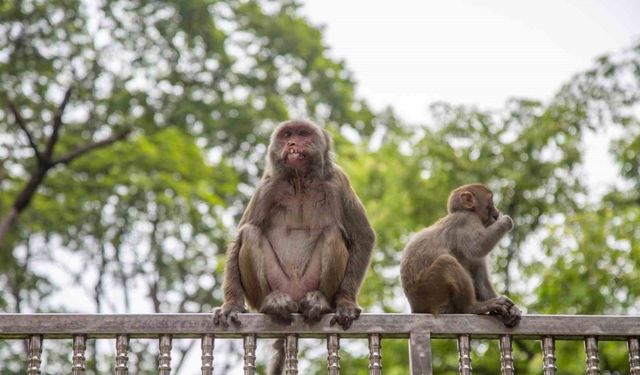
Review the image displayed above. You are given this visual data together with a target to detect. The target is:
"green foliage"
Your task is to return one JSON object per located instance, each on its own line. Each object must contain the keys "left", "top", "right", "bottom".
{"left": 0, "top": 0, "right": 376, "bottom": 372}
{"left": 338, "top": 42, "right": 640, "bottom": 374}
{"left": 1, "top": 0, "right": 640, "bottom": 373}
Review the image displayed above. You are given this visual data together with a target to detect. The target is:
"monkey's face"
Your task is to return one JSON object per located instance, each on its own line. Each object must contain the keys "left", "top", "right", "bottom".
{"left": 448, "top": 184, "right": 502, "bottom": 226}
{"left": 478, "top": 193, "right": 500, "bottom": 227}
{"left": 274, "top": 123, "right": 322, "bottom": 170}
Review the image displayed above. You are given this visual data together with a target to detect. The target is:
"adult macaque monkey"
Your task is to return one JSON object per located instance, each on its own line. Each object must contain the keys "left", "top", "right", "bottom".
{"left": 214, "top": 120, "right": 375, "bottom": 374}
{"left": 400, "top": 183, "right": 521, "bottom": 327}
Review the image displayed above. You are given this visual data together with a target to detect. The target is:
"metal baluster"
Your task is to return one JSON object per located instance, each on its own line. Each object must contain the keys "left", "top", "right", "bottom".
{"left": 285, "top": 334, "right": 299, "bottom": 375}
{"left": 243, "top": 334, "right": 256, "bottom": 375}
{"left": 541, "top": 337, "right": 557, "bottom": 375}
{"left": 409, "top": 330, "right": 432, "bottom": 375}
{"left": 585, "top": 337, "right": 600, "bottom": 375}
{"left": 368, "top": 333, "right": 382, "bottom": 375}
{"left": 629, "top": 337, "right": 640, "bottom": 375}
{"left": 201, "top": 334, "right": 215, "bottom": 375}
{"left": 72, "top": 335, "right": 86, "bottom": 375}
{"left": 457, "top": 335, "right": 472, "bottom": 375}
{"left": 159, "top": 335, "right": 172, "bottom": 375}
{"left": 327, "top": 334, "right": 341, "bottom": 375}
{"left": 27, "top": 335, "right": 43, "bottom": 375}
{"left": 499, "top": 335, "right": 514, "bottom": 375}
{"left": 115, "top": 335, "right": 129, "bottom": 375}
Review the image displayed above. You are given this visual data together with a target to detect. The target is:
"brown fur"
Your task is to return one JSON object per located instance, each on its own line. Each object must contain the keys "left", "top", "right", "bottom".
{"left": 400, "top": 183, "right": 521, "bottom": 327}
{"left": 213, "top": 120, "right": 375, "bottom": 374}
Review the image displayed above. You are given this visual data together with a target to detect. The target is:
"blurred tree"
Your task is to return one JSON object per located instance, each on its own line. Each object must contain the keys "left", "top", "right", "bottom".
{"left": 0, "top": 0, "right": 375, "bottom": 372}
{"left": 328, "top": 42, "right": 640, "bottom": 374}
{"left": 523, "top": 42, "right": 640, "bottom": 375}
{"left": 1, "top": 0, "right": 639, "bottom": 373}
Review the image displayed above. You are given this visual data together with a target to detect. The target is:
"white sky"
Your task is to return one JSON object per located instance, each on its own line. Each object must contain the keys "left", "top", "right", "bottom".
{"left": 302, "top": 0, "right": 640, "bottom": 122}
{"left": 301, "top": 0, "right": 640, "bottom": 198}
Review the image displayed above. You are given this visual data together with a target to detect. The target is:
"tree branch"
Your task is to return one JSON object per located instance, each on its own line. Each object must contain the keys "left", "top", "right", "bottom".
{"left": 514, "top": 339, "right": 535, "bottom": 360}
{"left": 52, "top": 129, "right": 131, "bottom": 166}
{"left": 6, "top": 99, "right": 43, "bottom": 161}
{"left": 0, "top": 126, "right": 131, "bottom": 247}
{"left": 44, "top": 86, "right": 73, "bottom": 160}
{"left": 173, "top": 341, "right": 197, "bottom": 375}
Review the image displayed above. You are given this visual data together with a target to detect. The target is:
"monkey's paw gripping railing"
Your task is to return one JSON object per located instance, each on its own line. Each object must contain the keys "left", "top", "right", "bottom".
{"left": 0, "top": 313, "right": 639, "bottom": 375}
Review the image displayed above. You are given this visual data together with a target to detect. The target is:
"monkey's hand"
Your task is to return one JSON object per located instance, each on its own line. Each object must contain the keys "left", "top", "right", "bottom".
{"left": 482, "top": 295, "right": 514, "bottom": 317}
{"left": 212, "top": 303, "right": 246, "bottom": 327}
{"left": 497, "top": 215, "right": 514, "bottom": 232}
{"left": 500, "top": 304, "right": 522, "bottom": 328}
{"left": 299, "top": 291, "right": 332, "bottom": 323}
{"left": 330, "top": 300, "right": 362, "bottom": 330}
{"left": 486, "top": 296, "right": 521, "bottom": 328}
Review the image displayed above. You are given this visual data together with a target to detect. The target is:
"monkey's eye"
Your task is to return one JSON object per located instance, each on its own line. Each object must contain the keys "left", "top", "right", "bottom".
{"left": 299, "top": 129, "right": 310, "bottom": 137}
{"left": 281, "top": 130, "right": 292, "bottom": 138}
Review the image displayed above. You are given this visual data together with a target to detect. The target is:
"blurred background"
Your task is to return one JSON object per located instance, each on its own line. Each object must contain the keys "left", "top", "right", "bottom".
{"left": 1, "top": 0, "right": 639, "bottom": 373}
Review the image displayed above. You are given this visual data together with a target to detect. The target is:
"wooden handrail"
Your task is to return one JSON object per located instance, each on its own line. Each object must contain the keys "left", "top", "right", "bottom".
{"left": 2, "top": 313, "right": 640, "bottom": 375}
{"left": 0, "top": 313, "right": 638, "bottom": 339}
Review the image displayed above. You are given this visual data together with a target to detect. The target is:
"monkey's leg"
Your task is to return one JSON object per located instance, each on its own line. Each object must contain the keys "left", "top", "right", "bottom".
{"left": 298, "top": 226, "right": 349, "bottom": 322}
{"left": 237, "top": 226, "right": 294, "bottom": 375}
{"left": 409, "top": 254, "right": 515, "bottom": 319}
{"left": 319, "top": 226, "right": 350, "bottom": 298}
{"left": 239, "top": 225, "right": 299, "bottom": 323}
{"left": 325, "top": 227, "right": 362, "bottom": 329}
{"left": 406, "top": 254, "right": 476, "bottom": 314}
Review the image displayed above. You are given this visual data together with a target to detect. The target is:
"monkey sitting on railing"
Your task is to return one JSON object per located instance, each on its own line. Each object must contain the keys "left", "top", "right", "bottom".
{"left": 213, "top": 120, "right": 375, "bottom": 374}
{"left": 400, "top": 183, "right": 521, "bottom": 327}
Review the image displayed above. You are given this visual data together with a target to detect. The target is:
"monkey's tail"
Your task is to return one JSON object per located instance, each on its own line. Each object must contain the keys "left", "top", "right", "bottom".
{"left": 267, "top": 338, "right": 285, "bottom": 375}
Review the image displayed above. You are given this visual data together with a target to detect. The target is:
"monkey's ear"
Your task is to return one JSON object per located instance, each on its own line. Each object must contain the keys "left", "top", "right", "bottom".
{"left": 459, "top": 191, "right": 475, "bottom": 209}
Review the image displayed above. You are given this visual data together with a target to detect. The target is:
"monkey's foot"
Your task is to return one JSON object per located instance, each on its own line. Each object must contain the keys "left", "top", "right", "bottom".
{"left": 299, "top": 291, "right": 331, "bottom": 323}
{"left": 498, "top": 304, "right": 522, "bottom": 328}
{"left": 260, "top": 291, "right": 299, "bottom": 324}
{"left": 471, "top": 295, "right": 514, "bottom": 317}
{"left": 212, "top": 303, "right": 246, "bottom": 327}
{"left": 476, "top": 295, "right": 521, "bottom": 327}
{"left": 330, "top": 300, "right": 362, "bottom": 330}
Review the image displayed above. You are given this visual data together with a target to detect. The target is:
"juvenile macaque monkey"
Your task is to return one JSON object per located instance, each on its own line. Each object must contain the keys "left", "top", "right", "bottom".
{"left": 213, "top": 120, "right": 375, "bottom": 374}
{"left": 400, "top": 183, "right": 521, "bottom": 327}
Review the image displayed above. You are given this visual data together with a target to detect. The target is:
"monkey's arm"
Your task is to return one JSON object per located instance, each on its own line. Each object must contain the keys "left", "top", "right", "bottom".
{"left": 470, "top": 259, "right": 498, "bottom": 301}
{"left": 331, "top": 172, "right": 375, "bottom": 328}
{"left": 213, "top": 237, "right": 247, "bottom": 326}
{"left": 214, "top": 182, "right": 273, "bottom": 325}
{"left": 466, "top": 215, "right": 513, "bottom": 258}
{"left": 222, "top": 182, "right": 272, "bottom": 305}
{"left": 222, "top": 237, "right": 247, "bottom": 306}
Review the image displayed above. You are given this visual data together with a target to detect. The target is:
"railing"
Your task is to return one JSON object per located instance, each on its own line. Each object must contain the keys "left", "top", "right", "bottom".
{"left": 1, "top": 313, "right": 639, "bottom": 374}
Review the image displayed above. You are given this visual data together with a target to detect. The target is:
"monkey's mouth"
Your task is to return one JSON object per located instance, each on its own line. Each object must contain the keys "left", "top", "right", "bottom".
{"left": 284, "top": 147, "right": 306, "bottom": 166}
